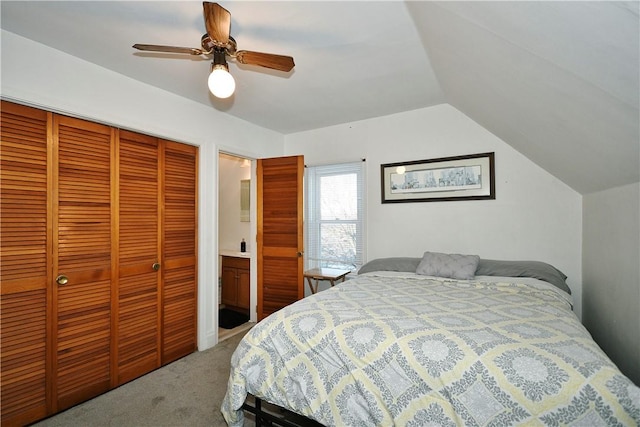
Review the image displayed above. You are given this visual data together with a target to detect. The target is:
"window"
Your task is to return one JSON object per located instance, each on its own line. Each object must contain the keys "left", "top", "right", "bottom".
{"left": 305, "top": 161, "right": 365, "bottom": 272}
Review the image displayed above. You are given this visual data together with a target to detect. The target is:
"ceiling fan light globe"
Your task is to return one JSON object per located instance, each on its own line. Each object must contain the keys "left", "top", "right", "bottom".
{"left": 208, "top": 67, "right": 235, "bottom": 98}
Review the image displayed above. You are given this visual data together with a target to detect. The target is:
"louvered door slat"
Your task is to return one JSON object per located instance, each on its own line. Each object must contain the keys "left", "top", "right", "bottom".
{"left": 116, "top": 130, "right": 161, "bottom": 385}
{"left": 54, "top": 115, "right": 112, "bottom": 412}
{"left": 162, "top": 141, "right": 198, "bottom": 364}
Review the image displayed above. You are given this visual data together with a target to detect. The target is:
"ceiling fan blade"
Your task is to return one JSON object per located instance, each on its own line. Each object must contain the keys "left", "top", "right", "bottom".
{"left": 133, "top": 44, "right": 204, "bottom": 55}
{"left": 235, "top": 50, "right": 295, "bottom": 72}
{"left": 203, "top": 2, "right": 230, "bottom": 46}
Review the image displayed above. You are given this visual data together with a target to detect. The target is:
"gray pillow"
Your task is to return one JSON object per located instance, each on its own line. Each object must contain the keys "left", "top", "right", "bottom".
{"left": 416, "top": 251, "right": 480, "bottom": 280}
{"left": 358, "top": 257, "right": 421, "bottom": 274}
{"left": 476, "top": 259, "right": 570, "bottom": 294}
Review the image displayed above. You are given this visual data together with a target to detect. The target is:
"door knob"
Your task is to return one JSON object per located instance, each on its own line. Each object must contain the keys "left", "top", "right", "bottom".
{"left": 152, "top": 263, "right": 160, "bottom": 271}
{"left": 56, "top": 275, "right": 69, "bottom": 285}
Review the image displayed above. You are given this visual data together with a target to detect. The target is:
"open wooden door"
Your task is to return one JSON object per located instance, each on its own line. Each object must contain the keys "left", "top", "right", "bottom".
{"left": 256, "top": 156, "right": 304, "bottom": 320}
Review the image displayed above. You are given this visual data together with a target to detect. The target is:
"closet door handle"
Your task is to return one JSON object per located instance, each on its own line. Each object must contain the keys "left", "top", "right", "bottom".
{"left": 56, "top": 275, "right": 69, "bottom": 285}
{"left": 152, "top": 263, "right": 161, "bottom": 271}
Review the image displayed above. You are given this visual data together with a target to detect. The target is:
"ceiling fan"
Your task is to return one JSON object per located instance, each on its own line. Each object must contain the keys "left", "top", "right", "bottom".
{"left": 133, "top": 1, "right": 295, "bottom": 98}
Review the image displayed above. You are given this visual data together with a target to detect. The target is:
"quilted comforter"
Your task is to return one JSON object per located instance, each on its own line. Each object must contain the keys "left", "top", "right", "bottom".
{"left": 221, "top": 272, "right": 640, "bottom": 426}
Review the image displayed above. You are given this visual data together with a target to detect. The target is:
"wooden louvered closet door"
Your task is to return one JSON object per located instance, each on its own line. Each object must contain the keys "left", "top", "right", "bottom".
{"left": 161, "top": 140, "right": 198, "bottom": 364}
{"left": 52, "top": 115, "right": 114, "bottom": 411}
{"left": 116, "top": 130, "right": 161, "bottom": 385}
{"left": 0, "top": 102, "right": 198, "bottom": 426}
{"left": 0, "top": 101, "right": 51, "bottom": 427}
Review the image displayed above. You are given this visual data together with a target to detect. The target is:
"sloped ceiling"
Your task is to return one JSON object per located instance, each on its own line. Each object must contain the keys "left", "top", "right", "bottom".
{"left": 408, "top": 1, "right": 639, "bottom": 195}
{"left": 1, "top": 1, "right": 638, "bottom": 194}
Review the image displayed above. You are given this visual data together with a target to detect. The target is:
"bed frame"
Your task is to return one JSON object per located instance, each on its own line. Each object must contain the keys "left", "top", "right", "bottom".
{"left": 242, "top": 395, "right": 323, "bottom": 427}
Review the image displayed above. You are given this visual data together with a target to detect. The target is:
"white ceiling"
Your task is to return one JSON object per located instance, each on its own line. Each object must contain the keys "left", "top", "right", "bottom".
{"left": 1, "top": 1, "right": 638, "bottom": 194}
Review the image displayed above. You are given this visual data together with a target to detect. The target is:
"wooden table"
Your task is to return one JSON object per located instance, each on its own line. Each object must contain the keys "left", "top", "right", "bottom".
{"left": 304, "top": 268, "right": 350, "bottom": 294}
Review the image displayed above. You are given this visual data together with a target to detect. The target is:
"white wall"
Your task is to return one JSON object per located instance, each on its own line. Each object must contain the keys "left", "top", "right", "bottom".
{"left": 218, "top": 154, "right": 252, "bottom": 254}
{"left": 583, "top": 182, "right": 640, "bottom": 385}
{"left": 1, "top": 31, "right": 285, "bottom": 350}
{"left": 284, "top": 104, "right": 584, "bottom": 317}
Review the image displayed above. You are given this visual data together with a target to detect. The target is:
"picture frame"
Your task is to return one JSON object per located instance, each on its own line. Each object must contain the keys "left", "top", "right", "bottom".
{"left": 381, "top": 152, "right": 495, "bottom": 203}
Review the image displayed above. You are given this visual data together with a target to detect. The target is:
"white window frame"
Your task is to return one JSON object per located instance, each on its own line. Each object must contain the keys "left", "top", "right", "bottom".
{"left": 304, "top": 160, "right": 366, "bottom": 272}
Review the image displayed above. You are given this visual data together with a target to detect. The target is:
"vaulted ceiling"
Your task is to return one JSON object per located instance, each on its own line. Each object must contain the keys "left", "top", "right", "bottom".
{"left": 2, "top": 1, "right": 638, "bottom": 194}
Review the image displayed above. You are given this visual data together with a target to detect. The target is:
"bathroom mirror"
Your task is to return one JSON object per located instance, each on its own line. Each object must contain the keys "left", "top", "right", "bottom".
{"left": 240, "top": 179, "right": 250, "bottom": 222}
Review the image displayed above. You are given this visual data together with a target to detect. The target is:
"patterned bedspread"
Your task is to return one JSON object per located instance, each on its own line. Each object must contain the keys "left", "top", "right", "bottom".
{"left": 221, "top": 272, "right": 640, "bottom": 426}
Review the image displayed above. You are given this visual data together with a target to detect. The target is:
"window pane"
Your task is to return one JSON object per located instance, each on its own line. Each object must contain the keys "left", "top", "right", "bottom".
{"left": 320, "top": 174, "right": 357, "bottom": 220}
{"left": 320, "top": 223, "right": 356, "bottom": 267}
{"left": 305, "top": 161, "right": 365, "bottom": 271}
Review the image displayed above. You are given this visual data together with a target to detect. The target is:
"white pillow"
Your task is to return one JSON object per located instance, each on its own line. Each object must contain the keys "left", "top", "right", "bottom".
{"left": 416, "top": 251, "right": 480, "bottom": 280}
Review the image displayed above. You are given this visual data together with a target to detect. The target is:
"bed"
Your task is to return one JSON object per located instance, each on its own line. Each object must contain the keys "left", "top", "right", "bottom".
{"left": 221, "top": 253, "right": 640, "bottom": 426}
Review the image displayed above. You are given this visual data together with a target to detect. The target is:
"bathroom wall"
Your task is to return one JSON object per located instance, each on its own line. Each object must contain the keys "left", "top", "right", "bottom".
{"left": 219, "top": 153, "right": 252, "bottom": 254}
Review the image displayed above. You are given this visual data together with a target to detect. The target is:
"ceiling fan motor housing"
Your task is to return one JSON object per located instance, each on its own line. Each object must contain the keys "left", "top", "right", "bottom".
{"left": 213, "top": 48, "right": 228, "bottom": 68}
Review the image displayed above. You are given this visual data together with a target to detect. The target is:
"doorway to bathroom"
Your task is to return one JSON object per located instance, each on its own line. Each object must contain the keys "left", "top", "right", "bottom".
{"left": 218, "top": 152, "right": 253, "bottom": 341}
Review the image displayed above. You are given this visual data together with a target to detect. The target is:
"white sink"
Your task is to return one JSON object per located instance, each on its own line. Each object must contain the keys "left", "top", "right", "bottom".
{"left": 220, "top": 250, "right": 250, "bottom": 258}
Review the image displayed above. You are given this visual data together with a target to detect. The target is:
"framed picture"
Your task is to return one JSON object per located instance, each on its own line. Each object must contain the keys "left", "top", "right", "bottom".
{"left": 381, "top": 152, "right": 495, "bottom": 203}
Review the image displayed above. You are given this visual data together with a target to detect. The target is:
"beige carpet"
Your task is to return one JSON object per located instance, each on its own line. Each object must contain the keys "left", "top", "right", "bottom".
{"left": 33, "top": 330, "right": 251, "bottom": 427}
